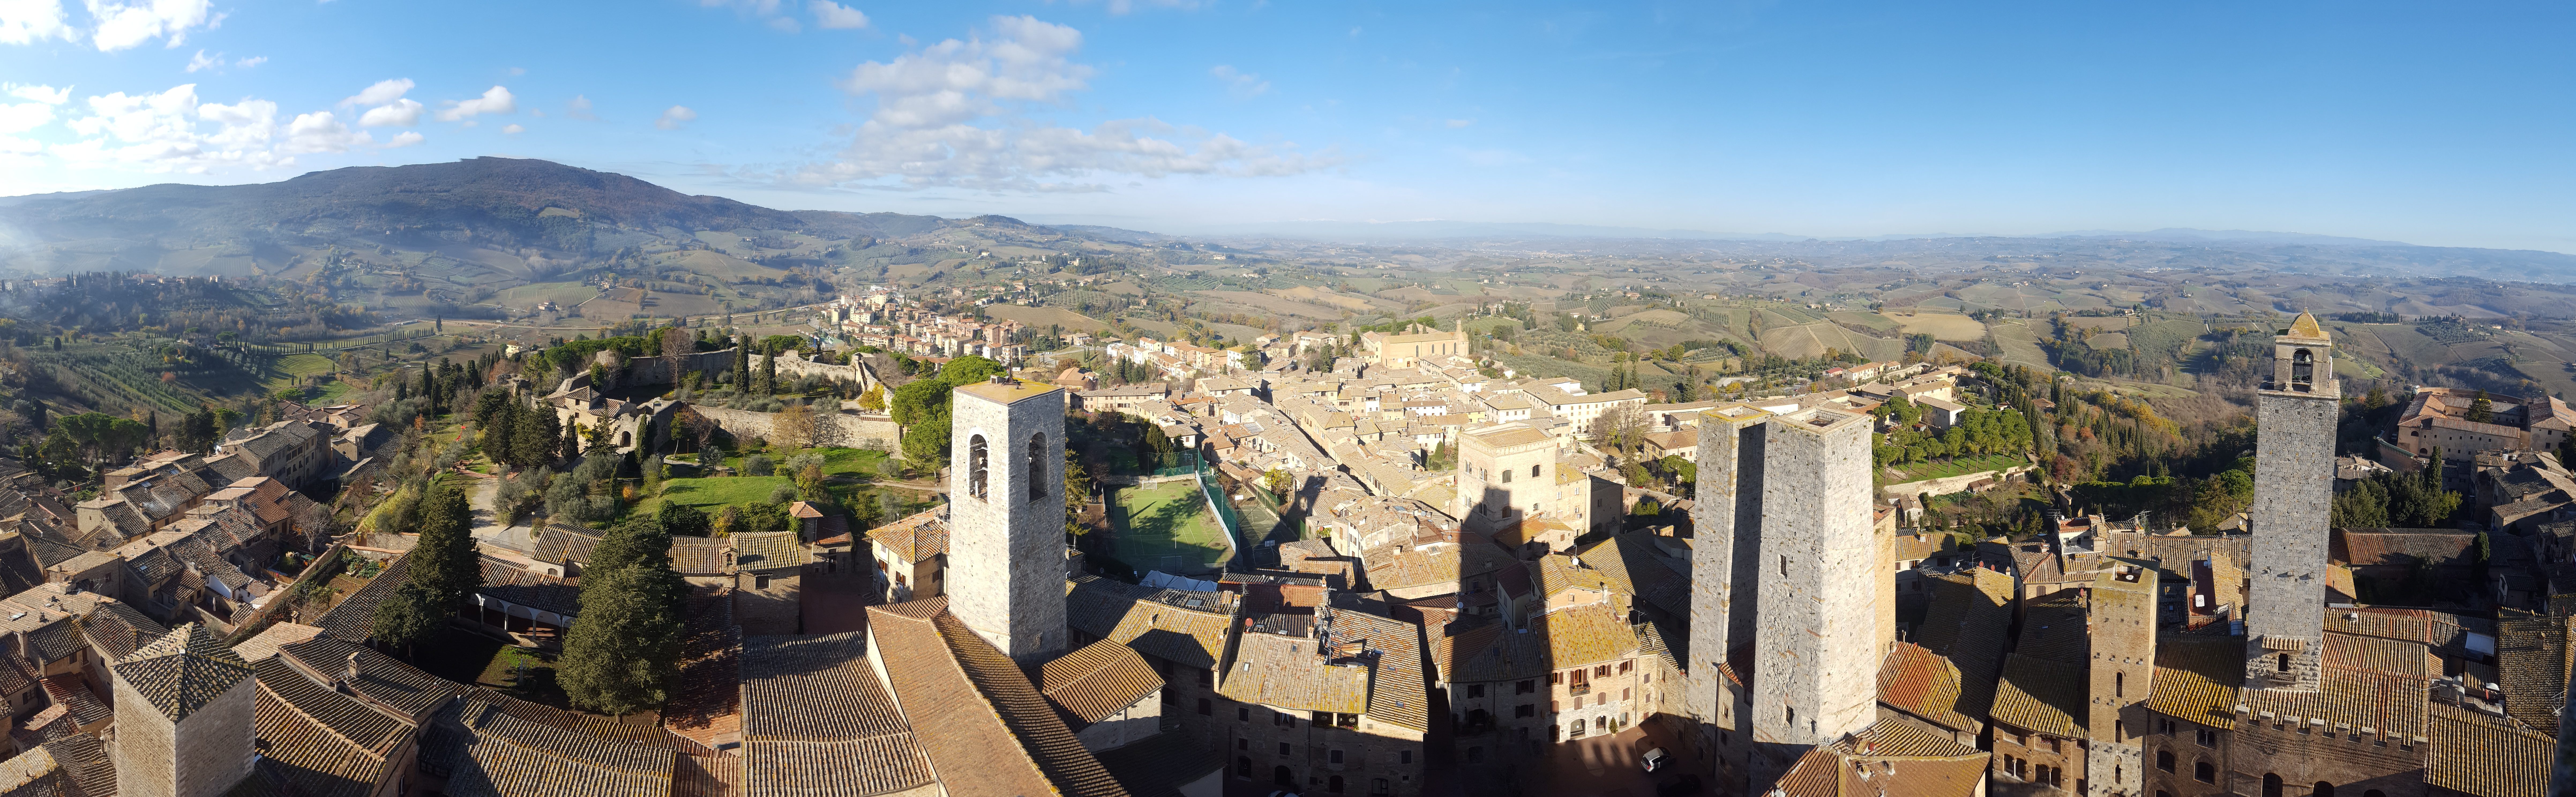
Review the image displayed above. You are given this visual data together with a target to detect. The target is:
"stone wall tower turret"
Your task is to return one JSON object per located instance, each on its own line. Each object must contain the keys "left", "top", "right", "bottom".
{"left": 2245, "top": 312, "right": 2337, "bottom": 690}
{"left": 948, "top": 376, "right": 1070, "bottom": 664}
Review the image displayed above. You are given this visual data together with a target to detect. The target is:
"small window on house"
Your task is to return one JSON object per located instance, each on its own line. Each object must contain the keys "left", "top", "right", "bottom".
{"left": 1515, "top": 704, "right": 1534, "bottom": 718}
{"left": 1329, "top": 749, "right": 1344, "bottom": 764}
{"left": 1467, "top": 685, "right": 1485, "bottom": 698}
{"left": 755, "top": 574, "right": 770, "bottom": 589}
{"left": 1240, "top": 707, "right": 1250, "bottom": 722}
{"left": 1517, "top": 680, "right": 1534, "bottom": 694}
{"left": 1280, "top": 742, "right": 1292, "bottom": 756}
{"left": 1399, "top": 751, "right": 1411, "bottom": 765}
{"left": 1502, "top": 470, "right": 1512, "bottom": 483}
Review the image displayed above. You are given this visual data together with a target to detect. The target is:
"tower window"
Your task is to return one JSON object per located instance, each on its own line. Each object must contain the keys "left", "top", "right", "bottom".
{"left": 1028, "top": 433, "right": 1048, "bottom": 502}
{"left": 2277, "top": 653, "right": 2291, "bottom": 673}
{"left": 969, "top": 435, "right": 989, "bottom": 499}
{"left": 1531, "top": 464, "right": 1541, "bottom": 478}
{"left": 2290, "top": 348, "right": 2314, "bottom": 390}
{"left": 1502, "top": 469, "right": 1512, "bottom": 483}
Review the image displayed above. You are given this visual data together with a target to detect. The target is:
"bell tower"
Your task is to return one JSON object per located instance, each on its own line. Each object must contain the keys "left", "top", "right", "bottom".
{"left": 948, "top": 375, "right": 1069, "bottom": 664}
{"left": 2245, "top": 312, "right": 2335, "bottom": 690}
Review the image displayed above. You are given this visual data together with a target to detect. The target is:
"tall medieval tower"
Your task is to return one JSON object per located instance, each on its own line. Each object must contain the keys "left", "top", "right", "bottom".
{"left": 1688, "top": 404, "right": 1882, "bottom": 791}
{"left": 949, "top": 376, "right": 1070, "bottom": 664}
{"left": 2245, "top": 312, "right": 2336, "bottom": 690}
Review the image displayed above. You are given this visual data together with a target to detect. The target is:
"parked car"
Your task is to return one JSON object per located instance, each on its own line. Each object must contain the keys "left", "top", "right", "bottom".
{"left": 1641, "top": 747, "right": 1671, "bottom": 773}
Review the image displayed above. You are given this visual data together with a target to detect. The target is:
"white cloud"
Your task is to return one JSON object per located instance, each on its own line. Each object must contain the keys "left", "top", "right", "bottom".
{"left": 85, "top": 0, "right": 212, "bottom": 52}
{"left": 0, "top": 101, "right": 52, "bottom": 133}
{"left": 1445, "top": 118, "right": 1473, "bottom": 128}
{"left": 1209, "top": 65, "right": 1268, "bottom": 99}
{"left": 184, "top": 48, "right": 216, "bottom": 72}
{"left": 384, "top": 130, "right": 422, "bottom": 148}
{"left": 52, "top": 84, "right": 295, "bottom": 173}
{"left": 566, "top": 95, "right": 596, "bottom": 120}
{"left": 801, "top": 16, "right": 1334, "bottom": 191}
{"left": 0, "top": 0, "right": 72, "bottom": 45}
{"left": 234, "top": 55, "right": 261, "bottom": 68}
{"left": 501, "top": 123, "right": 523, "bottom": 134}
{"left": 341, "top": 78, "right": 413, "bottom": 107}
{"left": 435, "top": 85, "right": 515, "bottom": 121}
{"left": 811, "top": 0, "right": 865, "bottom": 29}
{"left": 655, "top": 105, "right": 695, "bottom": 130}
{"left": 1069, "top": 0, "right": 1200, "bottom": 14}
{"left": 357, "top": 98, "right": 420, "bottom": 127}
{"left": 281, "top": 110, "right": 370, "bottom": 153}
{"left": 6, "top": 84, "right": 71, "bottom": 104}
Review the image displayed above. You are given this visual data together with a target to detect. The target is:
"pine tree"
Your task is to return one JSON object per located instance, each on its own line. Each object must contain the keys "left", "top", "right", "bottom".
{"left": 376, "top": 482, "right": 480, "bottom": 650}
{"left": 557, "top": 515, "right": 688, "bottom": 715}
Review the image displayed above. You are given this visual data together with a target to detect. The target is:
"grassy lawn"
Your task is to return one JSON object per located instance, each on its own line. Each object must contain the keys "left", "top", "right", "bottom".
{"left": 1106, "top": 480, "right": 1233, "bottom": 574}
{"left": 651, "top": 476, "right": 794, "bottom": 512}
{"left": 1889, "top": 452, "right": 2027, "bottom": 483}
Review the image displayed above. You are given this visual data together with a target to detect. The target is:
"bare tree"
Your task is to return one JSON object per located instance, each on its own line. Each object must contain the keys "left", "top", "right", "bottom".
{"left": 1597, "top": 402, "right": 1652, "bottom": 458}
{"left": 771, "top": 403, "right": 820, "bottom": 452}
{"left": 660, "top": 324, "right": 694, "bottom": 386}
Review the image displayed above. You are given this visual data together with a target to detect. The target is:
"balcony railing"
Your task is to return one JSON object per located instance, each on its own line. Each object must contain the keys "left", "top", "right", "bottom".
{"left": 1567, "top": 683, "right": 1591, "bottom": 696}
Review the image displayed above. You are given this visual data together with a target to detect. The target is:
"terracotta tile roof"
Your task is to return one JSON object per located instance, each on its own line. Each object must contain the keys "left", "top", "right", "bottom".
{"left": 0, "top": 734, "right": 112, "bottom": 797}
{"left": 312, "top": 554, "right": 410, "bottom": 642}
{"left": 731, "top": 531, "right": 801, "bottom": 571}
{"left": 1039, "top": 638, "right": 1166, "bottom": 726}
{"left": 1845, "top": 716, "right": 1982, "bottom": 757}
{"left": 1218, "top": 629, "right": 1372, "bottom": 715}
{"left": 476, "top": 557, "right": 581, "bottom": 617}
{"left": 1064, "top": 576, "right": 1234, "bottom": 669}
{"left": 531, "top": 523, "right": 602, "bottom": 565}
{"left": 2494, "top": 610, "right": 2568, "bottom": 735}
{"left": 866, "top": 505, "right": 949, "bottom": 563}
{"left": 2333, "top": 529, "right": 2480, "bottom": 568}
{"left": 2426, "top": 703, "right": 2553, "bottom": 797}
{"left": 2241, "top": 653, "right": 2433, "bottom": 744}
{"left": 110, "top": 623, "right": 253, "bottom": 722}
{"left": 279, "top": 635, "right": 461, "bottom": 721}
{"left": 1332, "top": 608, "right": 1430, "bottom": 731}
{"left": 739, "top": 632, "right": 933, "bottom": 797}
{"left": 2144, "top": 636, "right": 2243, "bottom": 730}
{"left": 425, "top": 692, "right": 677, "bottom": 797}
{"left": 668, "top": 537, "right": 730, "bottom": 576}
{"left": 1877, "top": 642, "right": 1981, "bottom": 734}
{"left": 865, "top": 603, "right": 1130, "bottom": 797}
{"left": 1358, "top": 537, "right": 1515, "bottom": 592}
{"left": 1444, "top": 602, "right": 1637, "bottom": 685}
{"left": 246, "top": 657, "right": 407, "bottom": 797}
{"left": 464, "top": 686, "right": 713, "bottom": 756}
{"left": 1770, "top": 718, "right": 1992, "bottom": 797}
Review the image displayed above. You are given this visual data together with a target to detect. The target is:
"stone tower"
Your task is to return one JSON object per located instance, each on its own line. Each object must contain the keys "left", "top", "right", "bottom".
{"left": 948, "top": 375, "right": 1070, "bottom": 664}
{"left": 1748, "top": 406, "right": 1881, "bottom": 786}
{"left": 2245, "top": 312, "right": 2337, "bottom": 690}
{"left": 110, "top": 623, "right": 257, "bottom": 797}
{"left": 1686, "top": 404, "right": 1772, "bottom": 789}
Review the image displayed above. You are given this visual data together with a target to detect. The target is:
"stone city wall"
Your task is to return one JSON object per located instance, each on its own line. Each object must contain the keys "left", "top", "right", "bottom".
{"left": 694, "top": 407, "right": 902, "bottom": 450}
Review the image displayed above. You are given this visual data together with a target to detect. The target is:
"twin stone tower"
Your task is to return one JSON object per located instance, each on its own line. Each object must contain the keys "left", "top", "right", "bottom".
{"left": 1678, "top": 314, "right": 2342, "bottom": 792}
{"left": 931, "top": 316, "right": 2341, "bottom": 792}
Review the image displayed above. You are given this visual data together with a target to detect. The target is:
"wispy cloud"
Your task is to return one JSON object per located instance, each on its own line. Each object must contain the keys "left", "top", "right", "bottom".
{"left": 656, "top": 105, "right": 696, "bottom": 130}
{"left": 435, "top": 85, "right": 515, "bottom": 122}
{"left": 811, "top": 0, "right": 867, "bottom": 29}
{"left": 1210, "top": 65, "right": 1269, "bottom": 99}
{"left": 786, "top": 15, "right": 1335, "bottom": 192}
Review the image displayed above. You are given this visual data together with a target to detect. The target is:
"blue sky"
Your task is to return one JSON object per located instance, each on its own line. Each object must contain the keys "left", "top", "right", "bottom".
{"left": 1, "top": 1, "right": 2568, "bottom": 251}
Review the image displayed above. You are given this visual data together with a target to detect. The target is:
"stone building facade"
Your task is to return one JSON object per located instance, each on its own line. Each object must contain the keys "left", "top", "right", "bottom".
{"left": 1686, "top": 404, "right": 1769, "bottom": 788}
{"left": 948, "top": 377, "right": 1069, "bottom": 663}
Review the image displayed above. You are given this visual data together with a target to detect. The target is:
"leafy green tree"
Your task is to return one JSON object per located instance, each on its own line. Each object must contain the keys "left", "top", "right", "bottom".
{"left": 657, "top": 503, "right": 712, "bottom": 537}
{"left": 369, "top": 580, "right": 448, "bottom": 653}
{"left": 2466, "top": 390, "right": 2494, "bottom": 424}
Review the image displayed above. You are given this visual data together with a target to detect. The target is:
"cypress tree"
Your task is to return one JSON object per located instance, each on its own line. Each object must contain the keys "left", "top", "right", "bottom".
{"left": 561, "top": 420, "right": 582, "bottom": 462}
{"left": 732, "top": 335, "right": 750, "bottom": 388}
{"left": 758, "top": 342, "right": 778, "bottom": 396}
{"left": 375, "top": 481, "right": 480, "bottom": 651}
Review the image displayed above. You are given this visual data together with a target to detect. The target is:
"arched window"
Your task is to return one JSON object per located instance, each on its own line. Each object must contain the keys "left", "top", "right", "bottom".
{"left": 2263, "top": 773, "right": 2283, "bottom": 797}
{"left": 2195, "top": 763, "right": 2215, "bottom": 784}
{"left": 1028, "top": 433, "right": 1048, "bottom": 501}
{"left": 968, "top": 435, "right": 989, "bottom": 499}
{"left": 2312, "top": 783, "right": 2334, "bottom": 797}
{"left": 2291, "top": 348, "right": 2314, "bottom": 389}
{"left": 2156, "top": 751, "right": 2174, "bottom": 772}
{"left": 1274, "top": 766, "right": 1294, "bottom": 787}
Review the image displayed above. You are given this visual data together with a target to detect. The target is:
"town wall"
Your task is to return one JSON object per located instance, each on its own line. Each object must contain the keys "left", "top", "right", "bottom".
{"left": 695, "top": 407, "right": 902, "bottom": 450}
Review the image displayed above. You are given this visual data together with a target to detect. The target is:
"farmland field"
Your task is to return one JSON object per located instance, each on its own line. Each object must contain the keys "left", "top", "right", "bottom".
{"left": 1889, "top": 312, "right": 1987, "bottom": 340}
